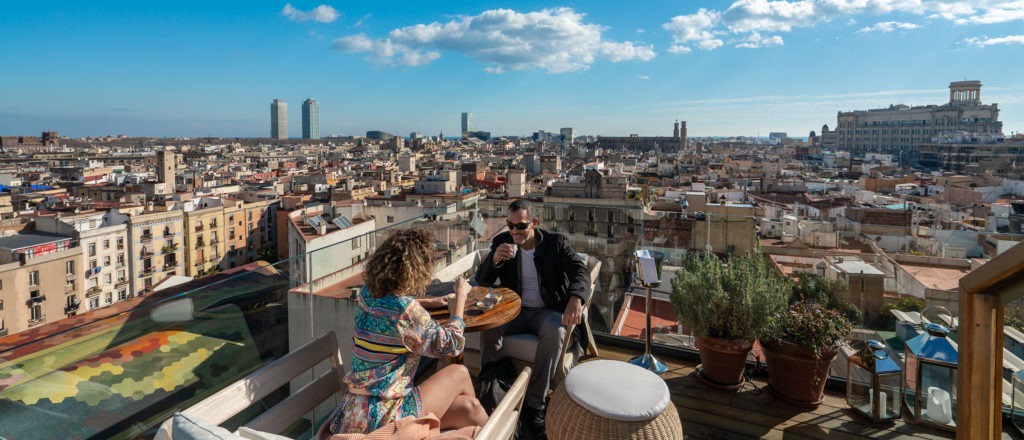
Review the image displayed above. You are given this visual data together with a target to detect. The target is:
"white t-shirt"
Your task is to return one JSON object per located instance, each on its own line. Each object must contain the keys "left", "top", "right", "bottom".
{"left": 519, "top": 247, "right": 545, "bottom": 308}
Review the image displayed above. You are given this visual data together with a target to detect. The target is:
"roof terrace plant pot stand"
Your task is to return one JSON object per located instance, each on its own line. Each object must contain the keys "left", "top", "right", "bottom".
{"left": 763, "top": 339, "right": 839, "bottom": 408}
{"left": 695, "top": 336, "right": 754, "bottom": 391}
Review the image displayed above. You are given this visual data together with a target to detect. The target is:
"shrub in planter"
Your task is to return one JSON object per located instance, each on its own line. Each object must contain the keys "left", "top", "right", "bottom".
{"left": 761, "top": 301, "right": 853, "bottom": 407}
{"left": 670, "top": 252, "right": 790, "bottom": 390}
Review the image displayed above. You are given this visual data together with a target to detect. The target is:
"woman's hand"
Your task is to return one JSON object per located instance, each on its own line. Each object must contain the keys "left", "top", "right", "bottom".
{"left": 452, "top": 276, "right": 471, "bottom": 317}
{"left": 417, "top": 296, "right": 447, "bottom": 309}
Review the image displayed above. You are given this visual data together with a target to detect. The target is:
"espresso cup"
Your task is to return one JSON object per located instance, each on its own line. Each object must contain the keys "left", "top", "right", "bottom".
{"left": 508, "top": 243, "right": 518, "bottom": 259}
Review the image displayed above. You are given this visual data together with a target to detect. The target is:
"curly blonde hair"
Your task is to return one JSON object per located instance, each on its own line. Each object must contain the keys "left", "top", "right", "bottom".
{"left": 364, "top": 228, "right": 435, "bottom": 298}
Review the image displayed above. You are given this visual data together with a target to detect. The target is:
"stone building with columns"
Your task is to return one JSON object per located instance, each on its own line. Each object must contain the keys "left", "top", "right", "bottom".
{"left": 828, "top": 80, "right": 1003, "bottom": 167}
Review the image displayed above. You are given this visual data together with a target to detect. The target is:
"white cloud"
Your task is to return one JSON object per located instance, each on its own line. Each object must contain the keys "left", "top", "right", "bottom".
{"left": 636, "top": 75, "right": 651, "bottom": 80}
{"left": 354, "top": 13, "right": 371, "bottom": 28}
{"left": 663, "top": 1, "right": 1023, "bottom": 53}
{"left": 858, "top": 21, "right": 921, "bottom": 33}
{"left": 332, "top": 7, "right": 655, "bottom": 73}
{"left": 963, "top": 35, "right": 1024, "bottom": 46}
{"left": 661, "top": 8, "right": 723, "bottom": 53}
{"left": 282, "top": 3, "right": 340, "bottom": 23}
{"left": 735, "top": 32, "right": 784, "bottom": 48}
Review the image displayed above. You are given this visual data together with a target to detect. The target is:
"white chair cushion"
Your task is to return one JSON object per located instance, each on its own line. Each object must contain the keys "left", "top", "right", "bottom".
{"left": 237, "top": 427, "right": 292, "bottom": 440}
{"left": 562, "top": 360, "right": 670, "bottom": 422}
{"left": 497, "top": 333, "right": 539, "bottom": 363}
{"left": 156, "top": 413, "right": 247, "bottom": 440}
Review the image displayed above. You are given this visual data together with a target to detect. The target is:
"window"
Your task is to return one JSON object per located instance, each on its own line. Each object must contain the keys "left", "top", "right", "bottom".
{"left": 387, "top": 215, "right": 394, "bottom": 223}
{"left": 117, "top": 237, "right": 124, "bottom": 249}
{"left": 103, "top": 239, "right": 110, "bottom": 249}
{"left": 66, "top": 260, "right": 75, "bottom": 275}
{"left": 117, "top": 254, "right": 125, "bottom": 266}
{"left": 105, "top": 292, "right": 113, "bottom": 304}
{"left": 104, "top": 256, "right": 111, "bottom": 266}
{"left": 118, "top": 289, "right": 128, "bottom": 301}
{"left": 29, "top": 291, "right": 42, "bottom": 321}
{"left": 88, "top": 243, "right": 96, "bottom": 257}
{"left": 104, "top": 274, "right": 112, "bottom": 284}
{"left": 88, "top": 297, "right": 99, "bottom": 309}
{"left": 90, "top": 260, "right": 97, "bottom": 270}
{"left": 66, "top": 279, "right": 75, "bottom": 288}
{"left": 29, "top": 271, "right": 39, "bottom": 287}
{"left": 352, "top": 237, "right": 360, "bottom": 249}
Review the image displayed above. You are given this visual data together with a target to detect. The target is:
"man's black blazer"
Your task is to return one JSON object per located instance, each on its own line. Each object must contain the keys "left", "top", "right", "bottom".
{"left": 475, "top": 227, "right": 591, "bottom": 314}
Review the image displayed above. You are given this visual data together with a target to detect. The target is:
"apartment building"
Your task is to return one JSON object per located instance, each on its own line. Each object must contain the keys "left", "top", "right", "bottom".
{"left": 0, "top": 233, "right": 84, "bottom": 336}
{"left": 108, "top": 209, "right": 185, "bottom": 295}
{"left": 35, "top": 211, "right": 131, "bottom": 310}
{"left": 223, "top": 198, "right": 275, "bottom": 269}
{"left": 183, "top": 199, "right": 227, "bottom": 277}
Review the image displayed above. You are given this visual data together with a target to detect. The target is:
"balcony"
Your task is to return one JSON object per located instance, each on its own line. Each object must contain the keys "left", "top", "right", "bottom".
{"left": 87, "top": 286, "right": 101, "bottom": 295}
{"left": 116, "top": 278, "right": 128, "bottom": 287}
{"left": 195, "top": 224, "right": 205, "bottom": 232}
{"left": 163, "top": 261, "right": 177, "bottom": 271}
{"left": 0, "top": 214, "right": 998, "bottom": 440}
{"left": 140, "top": 233, "right": 153, "bottom": 242}
{"left": 140, "top": 266, "right": 154, "bottom": 276}
{"left": 195, "top": 242, "right": 205, "bottom": 250}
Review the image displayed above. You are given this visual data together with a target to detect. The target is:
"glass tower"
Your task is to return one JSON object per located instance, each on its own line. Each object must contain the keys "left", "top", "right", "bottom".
{"left": 302, "top": 98, "right": 319, "bottom": 140}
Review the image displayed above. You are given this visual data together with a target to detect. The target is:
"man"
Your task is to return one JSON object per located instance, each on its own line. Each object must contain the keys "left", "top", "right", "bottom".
{"left": 475, "top": 199, "right": 590, "bottom": 440}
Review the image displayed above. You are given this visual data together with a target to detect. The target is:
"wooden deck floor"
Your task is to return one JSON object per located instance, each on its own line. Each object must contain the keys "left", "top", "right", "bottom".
{"left": 591, "top": 345, "right": 972, "bottom": 440}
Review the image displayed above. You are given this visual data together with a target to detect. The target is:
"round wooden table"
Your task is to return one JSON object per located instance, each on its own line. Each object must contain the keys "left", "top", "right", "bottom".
{"left": 433, "top": 286, "right": 520, "bottom": 333}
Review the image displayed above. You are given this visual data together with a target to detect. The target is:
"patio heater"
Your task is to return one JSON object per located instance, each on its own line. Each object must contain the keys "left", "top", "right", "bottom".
{"left": 629, "top": 249, "right": 668, "bottom": 374}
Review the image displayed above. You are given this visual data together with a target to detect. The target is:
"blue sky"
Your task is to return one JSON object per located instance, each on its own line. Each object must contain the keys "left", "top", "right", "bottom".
{"left": 1, "top": 1, "right": 1022, "bottom": 139}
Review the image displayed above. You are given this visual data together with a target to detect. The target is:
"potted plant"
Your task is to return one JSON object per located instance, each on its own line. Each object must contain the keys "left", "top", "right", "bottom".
{"left": 670, "top": 252, "right": 790, "bottom": 390}
{"left": 761, "top": 300, "right": 852, "bottom": 407}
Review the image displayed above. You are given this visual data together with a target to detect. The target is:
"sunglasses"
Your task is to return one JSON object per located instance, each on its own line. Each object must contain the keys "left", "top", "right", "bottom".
{"left": 506, "top": 220, "right": 533, "bottom": 230}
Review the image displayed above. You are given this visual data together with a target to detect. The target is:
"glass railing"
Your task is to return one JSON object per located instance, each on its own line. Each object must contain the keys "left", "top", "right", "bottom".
{"left": 3, "top": 198, "right": 1005, "bottom": 438}
{"left": 0, "top": 204, "right": 483, "bottom": 439}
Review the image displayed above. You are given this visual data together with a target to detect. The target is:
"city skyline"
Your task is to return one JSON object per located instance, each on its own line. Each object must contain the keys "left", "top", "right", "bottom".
{"left": 1, "top": 1, "right": 1023, "bottom": 138}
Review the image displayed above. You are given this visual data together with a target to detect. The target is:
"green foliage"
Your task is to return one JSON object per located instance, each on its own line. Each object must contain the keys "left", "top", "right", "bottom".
{"left": 869, "top": 297, "right": 924, "bottom": 330}
{"left": 1005, "top": 304, "right": 1024, "bottom": 333}
{"left": 791, "top": 273, "right": 862, "bottom": 324}
{"left": 670, "top": 252, "right": 791, "bottom": 342}
{"left": 771, "top": 301, "right": 853, "bottom": 359}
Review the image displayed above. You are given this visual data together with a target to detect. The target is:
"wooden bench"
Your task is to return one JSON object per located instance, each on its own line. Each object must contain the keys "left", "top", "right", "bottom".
{"left": 158, "top": 330, "right": 529, "bottom": 440}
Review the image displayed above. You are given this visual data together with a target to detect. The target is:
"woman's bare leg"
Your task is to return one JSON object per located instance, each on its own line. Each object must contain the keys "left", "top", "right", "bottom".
{"left": 418, "top": 364, "right": 489, "bottom": 429}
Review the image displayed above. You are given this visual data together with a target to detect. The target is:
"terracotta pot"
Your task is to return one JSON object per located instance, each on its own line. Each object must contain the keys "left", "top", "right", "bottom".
{"left": 695, "top": 336, "right": 754, "bottom": 391}
{"left": 762, "top": 340, "right": 839, "bottom": 408}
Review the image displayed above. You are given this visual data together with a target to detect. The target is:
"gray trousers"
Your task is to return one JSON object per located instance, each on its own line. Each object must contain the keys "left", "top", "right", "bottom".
{"left": 481, "top": 306, "right": 566, "bottom": 411}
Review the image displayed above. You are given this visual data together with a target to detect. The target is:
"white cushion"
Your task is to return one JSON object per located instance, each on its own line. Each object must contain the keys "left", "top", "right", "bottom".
{"left": 157, "top": 413, "right": 246, "bottom": 440}
{"left": 237, "top": 427, "right": 292, "bottom": 440}
{"left": 562, "top": 360, "right": 670, "bottom": 422}
{"left": 497, "top": 333, "right": 539, "bottom": 363}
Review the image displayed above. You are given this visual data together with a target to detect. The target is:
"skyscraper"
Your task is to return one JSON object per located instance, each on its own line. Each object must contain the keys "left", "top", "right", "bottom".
{"left": 461, "top": 112, "right": 472, "bottom": 138}
{"left": 302, "top": 98, "right": 319, "bottom": 140}
{"left": 271, "top": 99, "right": 287, "bottom": 140}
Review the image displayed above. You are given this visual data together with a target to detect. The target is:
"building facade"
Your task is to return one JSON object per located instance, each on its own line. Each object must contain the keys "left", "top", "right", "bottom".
{"left": 302, "top": 98, "right": 319, "bottom": 140}
{"left": 461, "top": 112, "right": 472, "bottom": 138}
{"left": 35, "top": 212, "right": 130, "bottom": 310}
{"left": 109, "top": 209, "right": 185, "bottom": 295}
{"left": 271, "top": 99, "right": 288, "bottom": 140}
{"left": 0, "top": 233, "right": 84, "bottom": 336}
{"left": 831, "top": 81, "right": 1003, "bottom": 166}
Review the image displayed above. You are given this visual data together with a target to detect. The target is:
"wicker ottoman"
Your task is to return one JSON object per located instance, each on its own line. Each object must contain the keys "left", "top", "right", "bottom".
{"left": 547, "top": 360, "right": 682, "bottom": 440}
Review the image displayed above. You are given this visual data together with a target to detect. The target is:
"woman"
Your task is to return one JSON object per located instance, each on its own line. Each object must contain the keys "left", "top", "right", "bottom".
{"left": 327, "top": 228, "right": 488, "bottom": 434}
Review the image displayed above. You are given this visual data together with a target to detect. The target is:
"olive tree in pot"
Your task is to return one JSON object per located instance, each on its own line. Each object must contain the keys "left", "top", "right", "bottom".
{"left": 761, "top": 300, "right": 852, "bottom": 407}
{"left": 670, "top": 252, "right": 790, "bottom": 390}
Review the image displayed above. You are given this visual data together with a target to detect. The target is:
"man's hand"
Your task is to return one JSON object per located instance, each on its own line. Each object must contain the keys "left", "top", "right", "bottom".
{"left": 492, "top": 243, "right": 516, "bottom": 265}
{"left": 562, "top": 296, "right": 583, "bottom": 326}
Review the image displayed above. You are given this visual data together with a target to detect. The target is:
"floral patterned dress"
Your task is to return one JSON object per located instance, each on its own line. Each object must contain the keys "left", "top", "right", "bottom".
{"left": 328, "top": 286, "right": 466, "bottom": 434}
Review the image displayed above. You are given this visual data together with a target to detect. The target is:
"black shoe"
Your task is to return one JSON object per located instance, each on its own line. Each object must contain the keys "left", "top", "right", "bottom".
{"left": 521, "top": 405, "right": 547, "bottom": 440}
